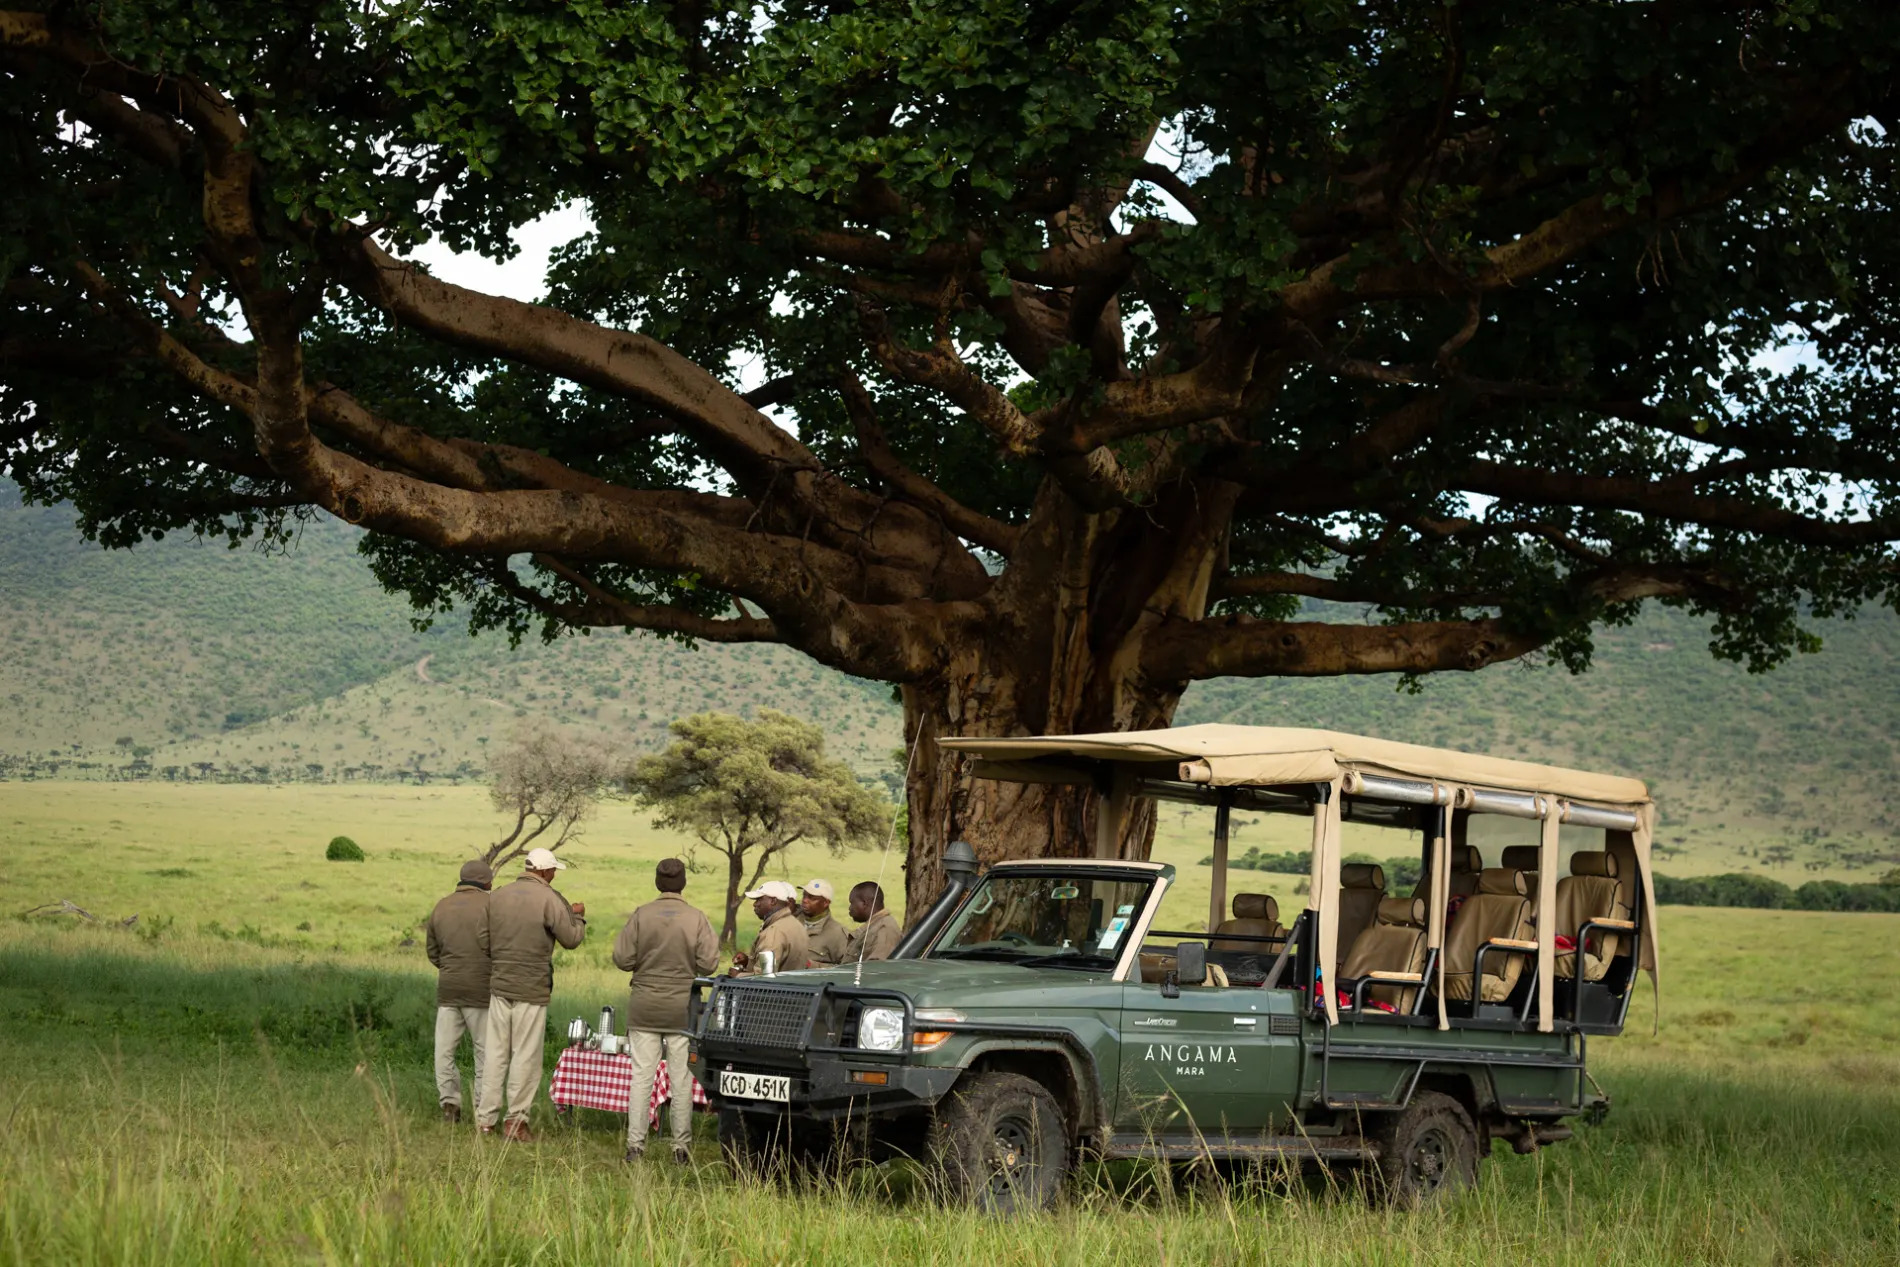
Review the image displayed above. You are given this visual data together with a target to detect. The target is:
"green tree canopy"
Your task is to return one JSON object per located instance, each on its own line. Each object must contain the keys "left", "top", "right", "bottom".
{"left": 4, "top": 2, "right": 1900, "bottom": 896}
{"left": 627, "top": 709, "right": 888, "bottom": 947}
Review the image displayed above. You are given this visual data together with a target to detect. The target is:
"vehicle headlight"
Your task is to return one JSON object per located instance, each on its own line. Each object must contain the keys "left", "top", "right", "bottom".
{"left": 857, "top": 1006, "right": 905, "bottom": 1051}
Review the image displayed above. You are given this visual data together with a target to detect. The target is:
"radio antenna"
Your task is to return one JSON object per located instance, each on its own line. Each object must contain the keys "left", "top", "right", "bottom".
{"left": 855, "top": 730, "right": 920, "bottom": 987}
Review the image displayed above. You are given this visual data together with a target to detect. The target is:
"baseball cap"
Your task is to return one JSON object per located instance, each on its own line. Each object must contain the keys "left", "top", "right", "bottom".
{"left": 744, "top": 880, "right": 797, "bottom": 902}
{"left": 524, "top": 847, "right": 566, "bottom": 871}
{"left": 800, "top": 878, "right": 835, "bottom": 902}
{"left": 458, "top": 859, "right": 494, "bottom": 887}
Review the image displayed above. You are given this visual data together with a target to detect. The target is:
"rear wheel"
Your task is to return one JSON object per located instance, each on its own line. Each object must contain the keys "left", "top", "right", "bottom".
{"left": 928, "top": 1071, "right": 1069, "bottom": 1215}
{"left": 1372, "top": 1091, "right": 1479, "bottom": 1205}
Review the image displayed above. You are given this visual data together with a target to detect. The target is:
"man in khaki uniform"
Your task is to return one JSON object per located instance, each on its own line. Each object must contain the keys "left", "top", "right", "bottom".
{"left": 844, "top": 881, "right": 901, "bottom": 964}
{"left": 729, "top": 880, "right": 810, "bottom": 976}
{"left": 476, "top": 847, "right": 587, "bottom": 1141}
{"left": 425, "top": 858, "right": 493, "bottom": 1123}
{"left": 612, "top": 857, "right": 718, "bottom": 1164}
{"left": 798, "top": 878, "right": 850, "bottom": 967}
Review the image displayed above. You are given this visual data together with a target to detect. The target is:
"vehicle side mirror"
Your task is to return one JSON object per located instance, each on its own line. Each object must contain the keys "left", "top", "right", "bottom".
{"left": 1176, "top": 941, "right": 1207, "bottom": 988}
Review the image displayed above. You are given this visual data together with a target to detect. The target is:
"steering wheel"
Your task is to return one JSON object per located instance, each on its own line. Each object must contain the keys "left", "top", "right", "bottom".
{"left": 996, "top": 930, "right": 1032, "bottom": 947}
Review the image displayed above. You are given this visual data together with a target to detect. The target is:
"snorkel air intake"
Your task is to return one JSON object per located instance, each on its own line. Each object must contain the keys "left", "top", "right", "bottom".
{"left": 890, "top": 839, "right": 980, "bottom": 960}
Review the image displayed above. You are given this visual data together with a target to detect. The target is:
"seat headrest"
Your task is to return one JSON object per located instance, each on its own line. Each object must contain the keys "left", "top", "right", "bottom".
{"left": 1340, "top": 863, "right": 1385, "bottom": 890}
{"left": 1376, "top": 896, "right": 1426, "bottom": 928}
{"left": 1500, "top": 845, "right": 1541, "bottom": 872}
{"left": 1476, "top": 867, "right": 1529, "bottom": 897}
{"left": 1570, "top": 851, "right": 1619, "bottom": 878}
{"left": 1231, "top": 892, "right": 1278, "bottom": 922}
{"left": 1451, "top": 844, "right": 1482, "bottom": 873}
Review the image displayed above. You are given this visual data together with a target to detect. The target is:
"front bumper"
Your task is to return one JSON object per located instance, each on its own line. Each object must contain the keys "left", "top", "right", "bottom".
{"left": 693, "top": 1044, "right": 962, "bottom": 1120}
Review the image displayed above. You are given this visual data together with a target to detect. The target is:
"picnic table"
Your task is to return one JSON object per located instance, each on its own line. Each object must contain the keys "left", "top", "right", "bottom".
{"left": 548, "top": 1047, "right": 709, "bottom": 1125}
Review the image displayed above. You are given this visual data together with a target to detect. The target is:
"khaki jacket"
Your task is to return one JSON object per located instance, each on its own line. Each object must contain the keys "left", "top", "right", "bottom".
{"left": 425, "top": 884, "right": 491, "bottom": 1008}
{"left": 802, "top": 913, "right": 850, "bottom": 967}
{"left": 738, "top": 907, "right": 810, "bottom": 976}
{"left": 479, "top": 872, "right": 586, "bottom": 1005}
{"left": 612, "top": 893, "right": 719, "bottom": 1032}
{"left": 844, "top": 908, "right": 901, "bottom": 964}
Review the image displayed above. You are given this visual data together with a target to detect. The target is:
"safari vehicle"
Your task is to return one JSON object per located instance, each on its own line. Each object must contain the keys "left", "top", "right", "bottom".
{"left": 687, "top": 726, "right": 1658, "bottom": 1210}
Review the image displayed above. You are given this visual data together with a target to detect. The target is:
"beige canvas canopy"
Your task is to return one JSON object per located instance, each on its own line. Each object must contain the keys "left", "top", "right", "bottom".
{"left": 940, "top": 723, "right": 1649, "bottom": 806}
{"left": 942, "top": 724, "right": 1658, "bottom": 1032}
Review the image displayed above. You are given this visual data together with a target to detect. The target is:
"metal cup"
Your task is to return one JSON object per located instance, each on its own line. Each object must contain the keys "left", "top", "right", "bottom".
{"left": 566, "top": 1017, "right": 587, "bottom": 1046}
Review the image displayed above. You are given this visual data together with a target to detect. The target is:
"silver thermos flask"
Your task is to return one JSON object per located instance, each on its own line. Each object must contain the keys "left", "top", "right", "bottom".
{"left": 598, "top": 1005, "right": 615, "bottom": 1040}
{"left": 761, "top": 950, "right": 777, "bottom": 977}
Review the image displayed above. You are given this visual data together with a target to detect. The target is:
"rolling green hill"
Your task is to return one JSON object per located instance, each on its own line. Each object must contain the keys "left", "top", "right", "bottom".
{"left": 2, "top": 480, "right": 1895, "bottom": 880}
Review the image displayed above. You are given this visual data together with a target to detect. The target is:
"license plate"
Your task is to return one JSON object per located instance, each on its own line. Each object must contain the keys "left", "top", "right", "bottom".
{"left": 719, "top": 1070, "right": 790, "bottom": 1103}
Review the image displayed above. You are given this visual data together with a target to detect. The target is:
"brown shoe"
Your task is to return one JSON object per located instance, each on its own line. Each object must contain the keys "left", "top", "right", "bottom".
{"left": 441, "top": 1102, "right": 462, "bottom": 1125}
{"left": 501, "top": 1119, "right": 536, "bottom": 1144}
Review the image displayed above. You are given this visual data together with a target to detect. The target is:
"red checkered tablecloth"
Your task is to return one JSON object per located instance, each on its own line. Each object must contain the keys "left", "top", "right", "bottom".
{"left": 548, "top": 1046, "right": 708, "bottom": 1125}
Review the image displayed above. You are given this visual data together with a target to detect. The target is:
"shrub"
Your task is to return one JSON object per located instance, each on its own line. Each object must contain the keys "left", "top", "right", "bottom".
{"left": 325, "top": 835, "right": 365, "bottom": 862}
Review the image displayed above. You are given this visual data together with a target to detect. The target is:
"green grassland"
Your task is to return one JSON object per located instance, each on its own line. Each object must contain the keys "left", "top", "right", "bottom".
{"left": 2, "top": 780, "right": 1897, "bottom": 1265}
{"left": 6, "top": 482, "right": 1900, "bottom": 883}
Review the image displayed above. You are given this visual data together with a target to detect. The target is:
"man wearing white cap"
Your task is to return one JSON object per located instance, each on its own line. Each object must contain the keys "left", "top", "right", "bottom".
{"left": 729, "top": 880, "right": 810, "bottom": 976}
{"left": 476, "top": 847, "right": 587, "bottom": 1141}
{"left": 798, "top": 878, "right": 850, "bottom": 968}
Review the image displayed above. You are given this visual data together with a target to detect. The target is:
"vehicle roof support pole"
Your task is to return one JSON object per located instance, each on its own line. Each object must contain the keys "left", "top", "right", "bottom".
{"left": 1207, "top": 791, "right": 1233, "bottom": 935}
{"left": 1632, "top": 802, "right": 1661, "bottom": 1034}
{"left": 1309, "top": 781, "right": 1343, "bottom": 1026}
{"left": 1093, "top": 766, "right": 1132, "bottom": 860}
{"left": 1427, "top": 806, "right": 1451, "bottom": 1032}
{"left": 1536, "top": 801, "right": 1561, "bottom": 1034}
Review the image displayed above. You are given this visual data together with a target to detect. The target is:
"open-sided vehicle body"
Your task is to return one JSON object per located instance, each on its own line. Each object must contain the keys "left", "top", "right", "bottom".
{"left": 688, "top": 725, "right": 1659, "bottom": 1208}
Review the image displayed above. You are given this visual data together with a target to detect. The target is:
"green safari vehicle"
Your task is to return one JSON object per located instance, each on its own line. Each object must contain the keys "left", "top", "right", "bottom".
{"left": 687, "top": 725, "right": 1658, "bottom": 1210}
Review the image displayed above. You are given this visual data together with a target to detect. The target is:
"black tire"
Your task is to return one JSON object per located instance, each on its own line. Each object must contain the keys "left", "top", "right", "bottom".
{"left": 928, "top": 1071, "right": 1070, "bottom": 1215}
{"left": 1372, "top": 1091, "right": 1479, "bottom": 1206}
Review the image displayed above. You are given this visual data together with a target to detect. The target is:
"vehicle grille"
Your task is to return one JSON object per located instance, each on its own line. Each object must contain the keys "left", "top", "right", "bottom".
{"left": 718, "top": 983, "right": 818, "bottom": 1049}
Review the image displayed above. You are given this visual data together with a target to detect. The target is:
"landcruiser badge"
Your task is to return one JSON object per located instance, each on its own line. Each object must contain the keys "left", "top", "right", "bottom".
{"left": 1133, "top": 1017, "right": 1177, "bottom": 1028}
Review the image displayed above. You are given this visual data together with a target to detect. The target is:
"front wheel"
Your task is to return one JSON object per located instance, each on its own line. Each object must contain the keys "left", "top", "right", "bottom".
{"left": 928, "top": 1071, "right": 1069, "bottom": 1215}
{"left": 1372, "top": 1091, "right": 1479, "bottom": 1206}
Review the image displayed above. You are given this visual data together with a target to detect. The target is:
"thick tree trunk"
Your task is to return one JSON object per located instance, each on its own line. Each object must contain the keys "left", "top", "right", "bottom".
{"left": 897, "top": 477, "right": 1236, "bottom": 914}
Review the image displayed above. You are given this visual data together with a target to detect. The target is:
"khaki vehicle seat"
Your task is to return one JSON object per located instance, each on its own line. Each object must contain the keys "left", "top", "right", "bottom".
{"left": 1212, "top": 893, "right": 1282, "bottom": 946}
{"left": 1336, "top": 863, "right": 1387, "bottom": 964}
{"left": 1556, "top": 851, "right": 1631, "bottom": 981}
{"left": 1500, "top": 844, "right": 1540, "bottom": 875}
{"left": 1443, "top": 868, "right": 1534, "bottom": 1003}
{"left": 1211, "top": 893, "right": 1281, "bottom": 984}
{"left": 1339, "top": 896, "right": 1428, "bottom": 1010}
{"left": 1416, "top": 844, "right": 1484, "bottom": 901}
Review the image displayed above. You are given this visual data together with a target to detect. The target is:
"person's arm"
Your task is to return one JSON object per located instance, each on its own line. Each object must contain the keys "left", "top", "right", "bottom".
{"left": 476, "top": 901, "right": 490, "bottom": 955}
{"left": 868, "top": 914, "right": 900, "bottom": 960}
{"left": 549, "top": 889, "right": 587, "bottom": 949}
{"left": 611, "top": 910, "right": 640, "bottom": 973}
{"left": 425, "top": 912, "right": 444, "bottom": 968}
{"left": 693, "top": 914, "right": 719, "bottom": 976}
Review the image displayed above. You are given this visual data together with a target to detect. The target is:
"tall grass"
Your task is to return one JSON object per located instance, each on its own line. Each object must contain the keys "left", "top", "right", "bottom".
{"left": 2, "top": 921, "right": 1896, "bottom": 1265}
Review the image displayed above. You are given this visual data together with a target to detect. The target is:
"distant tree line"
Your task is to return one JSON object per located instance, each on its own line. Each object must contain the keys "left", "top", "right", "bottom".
{"left": 0, "top": 755, "right": 483, "bottom": 785}
{"left": 1653, "top": 872, "right": 1900, "bottom": 913}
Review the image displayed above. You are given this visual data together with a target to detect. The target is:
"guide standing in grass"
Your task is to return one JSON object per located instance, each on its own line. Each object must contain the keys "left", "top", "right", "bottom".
{"left": 845, "top": 881, "right": 900, "bottom": 963}
{"left": 798, "top": 878, "right": 850, "bottom": 967}
{"left": 425, "top": 859, "right": 493, "bottom": 1124}
{"left": 612, "top": 857, "right": 718, "bottom": 1163}
{"left": 476, "top": 847, "right": 587, "bottom": 1141}
{"left": 729, "top": 881, "right": 809, "bottom": 975}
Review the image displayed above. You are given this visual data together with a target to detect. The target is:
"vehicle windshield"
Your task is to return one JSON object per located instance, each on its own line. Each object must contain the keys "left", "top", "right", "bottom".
{"left": 929, "top": 871, "right": 1156, "bottom": 971}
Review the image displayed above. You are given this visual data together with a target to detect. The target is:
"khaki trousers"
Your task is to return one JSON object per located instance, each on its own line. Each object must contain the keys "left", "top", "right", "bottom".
{"left": 476, "top": 997, "right": 548, "bottom": 1129}
{"left": 433, "top": 1005, "right": 488, "bottom": 1108}
{"left": 626, "top": 1030, "right": 693, "bottom": 1150}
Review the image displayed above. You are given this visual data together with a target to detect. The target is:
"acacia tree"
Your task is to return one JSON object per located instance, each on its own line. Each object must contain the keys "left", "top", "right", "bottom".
{"left": 484, "top": 722, "right": 618, "bottom": 867}
{"left": 4, "top": 4, "right": 1900, "bottom": 908}
{"left": 627, "top": 710, "right": 888, "bottom": 949}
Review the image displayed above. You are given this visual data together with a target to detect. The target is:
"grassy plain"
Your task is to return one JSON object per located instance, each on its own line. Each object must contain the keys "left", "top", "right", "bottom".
{"left": 2, "top": 782, "right": 1898, "bottom": 1264}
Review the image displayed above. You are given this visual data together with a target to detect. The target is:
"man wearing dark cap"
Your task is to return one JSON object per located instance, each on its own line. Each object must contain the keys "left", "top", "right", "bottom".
{"left": 425, "top": 859, "right": 493, "bottom": 1124}
{"left": 612, "top": 857, "right": 718, "bottom": 1163}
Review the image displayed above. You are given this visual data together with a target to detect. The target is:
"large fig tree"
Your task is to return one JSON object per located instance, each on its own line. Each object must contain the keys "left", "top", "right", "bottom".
{"left": 4, "top": 2, "right": 1900, "bottom": 906}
